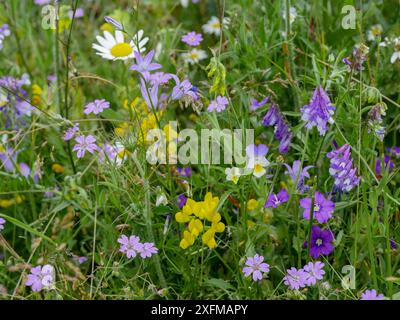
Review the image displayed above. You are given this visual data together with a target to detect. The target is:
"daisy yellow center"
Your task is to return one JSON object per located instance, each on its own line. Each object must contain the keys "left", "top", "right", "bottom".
{"left": 254, "top": 163, "right": 263, "bottom": 173}
{"left": 110, "top": 43, "right": 133, "bottom": 57}
{"left": 212, "top": 22, "right": 221, "bottom": 30}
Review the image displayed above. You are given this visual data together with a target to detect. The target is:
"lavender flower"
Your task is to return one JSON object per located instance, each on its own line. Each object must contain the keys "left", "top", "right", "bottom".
{"left": 283, "top": 267, "right": 307, "bottom": 290}
{"left": 375, "top": 154, "right": 394, "bottom": 176}
{"left": 343, "top": 44, "right": 369, "bottom": 73}
{"left": 104, "top": 16, "right": 123, "bottom": 30}
{"left": 309, "top": 226, "right": 334, "bottom": 259}
{"left": 72, "top": 135, "right": 98, "bottom": 158}
{"left": 389, "top": 146, "right": 400, "bottom": 158}
{"left": 300, "top": 191, "right": 335, "bottom": 224}
{"left": 118, "top": 235, "right": 141, "bottom": 258}
{"left": 147, "top": 72, "right": 173, "bottom": 86}
{"left": 367, "top": 102, "right": 387, "bottom": 141}
{"left": 0, "top": 147, "right": 18, "bottom": 172}
{"left": 34, "top": 0, "right": 51, "bottom": 5}
{"left": 68, "top": 8, "right": 84, "bottom": 19}
{"left": 140, "top": 79, "right": 160, "bottom": 109}
{"left": 360, "top": 289, "right": 385, "bottom": 300}
{"left": 19, "top": 163, "right": 31, "bottom": 178}
{"left": 300, "top": 86, "right": 335, "bottom": 136}
{"left": 242, "top": 254, "right": 270, "bottom": 281}
{"left": 171, "top": 78, "right": 198, "bottom": 101}
{"left": 283, "top": 160, "right": 314, "bottom": 192}
{"left": 0, "top": 24, "right": 11, "bottom": 50}
{"left": 262, "top": 103, "right": 292, "bottom": 153}
{"left": 136, "top": 242, "right": 158, "bottom": 258}
{"left": 250, "top": 96, "right": 269, "bottom": 111}
{"left": 207, "top": 96, "right": 228, "bottom": 112}
{"left": 303, "top": 261, "right": 325, "bottom": 286}
{"left": 84, "top": 99, "right": 110, "bottom": 115}
{"left": 25, "top": 265, "right": 55, "bottom": 292}
{"left": 178, "top": 194, "right": 188, "bottom": 209}
{"left": 177, "top": 167, "right": 192, "bottom": 177}
{"left": 181, "top": 31, "right": 203, "bottom": 46}
{"left": 130, "top": 50, "right": 162, "bottom": 74}
{"left": 327, "top": 144, "right": 360, "bottom": 192}
{"left": 264, "top": 188, "right": 289, "bottom": 208}
{"left": 0, "top": 218, "right": 5, "bottom": 231}
{"left": 63, "top": 123, "right": 79, "bottom": 141}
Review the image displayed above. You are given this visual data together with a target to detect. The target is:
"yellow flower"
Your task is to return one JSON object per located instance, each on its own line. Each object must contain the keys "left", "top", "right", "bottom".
{"left": 211, "top": 221, "right": 225, "bottom": 233}
{"left": 51, "top": 163, "right": 65, "bottom": 174}
{"left": 247, "top": 220, "right": 256, "bottom": 230}
{"left": 202, "top": 229, "right": 217, "bottom": 249}
{"left": 15, "top": 195, "right": 24, "bottom": 204}
{"left": 200, "top": 192, "right": 219, "bottom": 221}
{"left": 180, "top": 230, "right": 196, "bottom": 249}
{"left": 188, "top": 219, "right": 203, "bottom": 237}
{"left": 246, "top": 199, "right": 259, "bottom": 211}
{"left": 100, "top": 22, "right": 114, "bottom": 33}
{"left": 32, "top": 84, "right": 42, "bottom": 95}
{"left": 115, "top": 122, "right": 130, "bottom": 137}
{"left": 0, "top": 199, "right": 14, "bottom": 208}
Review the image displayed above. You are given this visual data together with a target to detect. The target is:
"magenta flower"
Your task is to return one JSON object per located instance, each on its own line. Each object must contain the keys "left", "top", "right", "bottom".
{"left": 300, "top": 191, "right": 335, "bottom": 223}
{"left": 300, "top": 86, "right": 335, "bottom": 136}
{"left": 0, "top": 217, "right": 5, "bottom": 231}
{"left": 283, "top": 267, "right": 307, "bottom": 290}
{"left": 63, "top": 123, "right": 79, "bottom": 141}
{"left": 25, "top": 264, "right": 55, "bottom": 292}
{"left": 118, "top": 235, "right": 141, "bottom": 258}
{"left": 264, "top": 188, "right": 289, "bottom": 208}
{"left": 137, "top": 242, "right": 158, "bottom": 258}
{"left": 130, "top": 50, "right": 162, "bottom": 74}
{"left": 242, "top": 254, "right": 270, "bottom": 281}
{"left": 181, "top": 31, "right": 203, "bottom": 46}
{"left": 250, "top": 96, "right": 270, "bottom": 111}
{"left": 84, "top": 99, "right": 110, "bottom": 115}
{"left": 309, "top": 226, "right": 334, "bottom": 259}
{"left": 327, "top": 144, "right": 360, "bottom": 192}
{"left": 72, "top": 135, "right": 98, "bottom": 158}
{"left": 303, "top": 261, "right": 325, "bottom": 286}
{"left": 360, "top": 289, "right": 385, "bottom": 300}
{"left": 207, "top": 96, "right": 229, "bottom": 112}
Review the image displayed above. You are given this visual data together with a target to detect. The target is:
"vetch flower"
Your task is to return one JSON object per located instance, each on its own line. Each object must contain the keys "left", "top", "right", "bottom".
{"left": 225, "top": 167, "right": 242, "bottom": 184}
{"left": 327, "top": 144, "right": 360, "bottom": 192}
{"left": 130, "top": 50, "right": 162, "bottom": 74}
{"left": 118, "top": 235, "right": 141, "bottom": 258}
{"left": 72, "top": 135, "right": 98, "bottom": 158}
{"left": 84, "top": 99, "right": 110, "bottom": 115}
{"left": 182, "top": 48, "right": 208, "bottom": 64}
{"left": 181, "top": 31, "right": 203, "bottom": 46}
{"left": 360, "top": 289, "right": 385, "bottom": 300}
{"left": 343, "top": 43, "right": 369, "bottom": 72}
{"left": 309, "top": 226, "right": 334, "bottom": 259}
{"left": 242, "top": 254, "right": 270, "bottom": 281}
{"left": 300, "top": 86, "right": 335, "bottom": 136}
{"left": 303, "top": 261, "right": 325, "bottom": 286}
{"left": 178, "top": 194, "right": 188, "bottom": 209}
{"left": 283, "top": 267, "right": 307, "bottom": 290}
{"left": 207, "top": 96, "right": 228, "bottom": 112}
{"left": 92, "top": 30, "right": 147, "bottom": 60}
{"left": 25, "top": 265, "right": 55, "bottom": 292}
{"left": 283, "top": 160, "right": 314, "bottom": 192}
{"left": 0, "top": 24, "right": 11, "bottom": 51}
{"left": 375, "top": 154, "right": 394, "bottom": 176}
{"left": 300, "top": 192, "right": 335, "bottom": 224}
{"left": 245, "top": 144, "right": 270, "bottom": 178}
{"left": 264, "top": 188, "right": 289, "bottom": 208}
{"left": 250, "top": 96, "right": 269, "bottom": 111}
{"left": 136, "top": 242, "right": 158, "bottom": 258}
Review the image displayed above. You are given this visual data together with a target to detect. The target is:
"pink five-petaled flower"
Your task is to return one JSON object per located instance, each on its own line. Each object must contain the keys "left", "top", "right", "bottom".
{"left": 242, "top": 254, "right": 270, "bottom": 282}
{"left": 25, "top": 264, "right": 55, "bottom": 292}
{"left": 300, "top": 191, "right": 335, "bottom": 224}
{"left": 72, "top": 135, "right": 98, "bottom": 158}
{"left": 264, "top": 188, "right": 289, "bottom": 208}
{"left": 130, "top": 50, "right": 162, "bottom": 74}
{"left": 207, "top": 96, "right": 228, "bottom": 112}
{"left": 136, "top": 242, "right": 158, "bottom": 258}
{"left": 360, "top": 289, "right": 385, "bottom": 300}
{"left": 283, "top": 267, "right": 307, "bottom": 290}
{"left": 118, "top": 235, "right": 141, "bottom": 258}
{"left": 63, "top": 123, "right": 79, "bottom": 141}
{"left": 84, "top": 99, "right": 110, "bottom": 115}
{"left": 181, "top": 31, "right": 203, "bottom": 46}
{"left": 303, "top": 261, "right": 325, "bottom": 286}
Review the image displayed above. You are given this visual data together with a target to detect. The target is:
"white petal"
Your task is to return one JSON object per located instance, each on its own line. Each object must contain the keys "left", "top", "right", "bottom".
{"left": 92, "top": 43, "right": 110, "bottom": 54}
{"left": 96, "top": 35, "right": 111, "bottom": 48}
{"left": 115, "top": 30, "right": 124, "bottom": 43}
{"left": 103, "top": 31, "right": 116, "bottom": 46}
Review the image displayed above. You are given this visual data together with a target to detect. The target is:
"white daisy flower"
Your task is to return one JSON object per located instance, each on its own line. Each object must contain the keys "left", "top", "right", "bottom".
{"left": 182, "top": 48, "right": 208, "bottom": 64}
{"left": 390, "top": 38, "right": 400, "bottom": 64}
{"left": 92, "top": 30, "right": 149, "bottom": 61}
{"left": 367, "top": 24, "right": 383, "bottom": 41}
{"left": 225, "top": 167, "right": 242, "bottom": 184}
{"left": 202, "top": 16, "right": 230, "bottom": 36}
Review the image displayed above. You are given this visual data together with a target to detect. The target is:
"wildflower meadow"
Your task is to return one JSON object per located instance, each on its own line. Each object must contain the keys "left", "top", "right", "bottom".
{"left": 1, "top": 0, "right": 400, "bottom": 303}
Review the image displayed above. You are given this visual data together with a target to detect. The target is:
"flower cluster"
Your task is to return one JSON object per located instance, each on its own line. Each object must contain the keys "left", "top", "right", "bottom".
{"left": 262, "top": 103, "right": 292, "bottom": 153}
{"left": 327, "top": 144, "right": 360, "bottom": 192}
{"left": 367, "top": 102, "right": 387, "bottom": 141}
{"left": 118, "top": 234, "right": 158, "bottom": 259}
{"left": 25, "top": 264, "right": 55, "bottom": 292}
{"left": 343, "top": 43, "right": 369, "bottom": 72}
{"left": 300, "top": 86, "right": 335, "bottom": 136}
{"left": 175, "top": 192, "right": 225, "bottom": 249}
{"left": 284, "top": 261, "right": 325, "bottom": 290}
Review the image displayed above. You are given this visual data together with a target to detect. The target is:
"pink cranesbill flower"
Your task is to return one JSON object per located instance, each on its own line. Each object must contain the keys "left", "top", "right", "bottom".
{"left": 84, "top": 99, "right": 110, "bottom": 115}
{"left": 207, "top": 96, "right": 228, "bottom": 112}
{"left": 25, "top": 264, "right": 55, "bottom": 292}
{"left": 63, "top": 123, "right": 79, "bottom": 141}
{"left": 283, "top": 267, "right": 307, "bottom": 290}
{"left": 118, "top": 235, "right": 141, "bottom": 258}
{"left": 72, "top": 135, "right": 98, "bottom": 158}
{"left": 360, "top": 289, "right": 385, "bottom": 300}
{"left": 136, "top": 242, "right": 158, "bottom": 258}
{"left": 181, "top": 31, "right": 203, "bottom": 46}
{"left": 242, "top": 254, "right": 270, "bottom": 281}
{"left": 300, "top": 191, "right": 335, "bottom": 224}
{"left": 303, "top": 261, "right": 325, "bottom": 286}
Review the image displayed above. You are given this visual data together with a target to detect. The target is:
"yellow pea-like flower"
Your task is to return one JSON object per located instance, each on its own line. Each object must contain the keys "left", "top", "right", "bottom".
{"left": 202, "top": 229, "right": 217, "bottom": 249}
{"left": 211, "top": 221, "right": 225, "bottom": 233}
{"left": 188, "top": 219, "right": 203, "bottom": 237}
{"left": 51, "top": 163, "right": 65, "bottom": 174}
{"left": 180, "top": 230, "right": 195, "bottom": 249}
{"left": 175, "top": 211, "right": 191, "bottom": 223}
